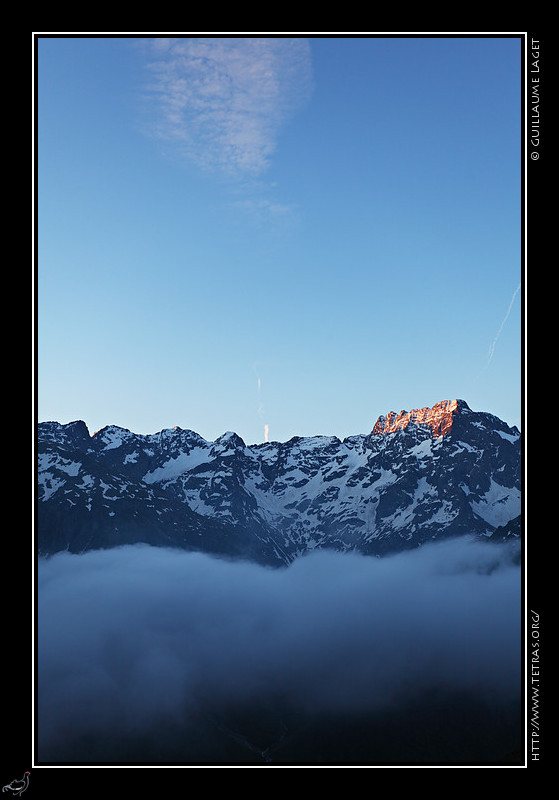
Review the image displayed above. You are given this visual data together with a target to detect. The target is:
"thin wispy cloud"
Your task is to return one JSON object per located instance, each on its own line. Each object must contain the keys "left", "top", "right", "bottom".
{"left": 487, "top": 282, "right": 521, "bottom": 366}
{"left": 144, "top": 37, "right": 313, "bottom": 179}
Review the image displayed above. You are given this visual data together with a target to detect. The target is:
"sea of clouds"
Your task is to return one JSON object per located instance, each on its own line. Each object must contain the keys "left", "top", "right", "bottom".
{"left": 37, "top": 535, "right": 522, "bottom": 762}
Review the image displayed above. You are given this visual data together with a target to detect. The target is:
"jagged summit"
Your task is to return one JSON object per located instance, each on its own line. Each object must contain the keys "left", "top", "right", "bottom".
{"left": 373, "top": 399, "right": 470, "bottom": 438}
{"left": 214, "top": 431, "right": 246, "bottom": 449}
{"left": 38, "top": 419, "right": 91, "bottom": 444}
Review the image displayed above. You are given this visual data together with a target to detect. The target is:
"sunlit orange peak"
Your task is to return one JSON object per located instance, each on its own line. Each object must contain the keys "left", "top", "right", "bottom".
{"left": 373, "top": 399, "right": 467, "bottom": 437}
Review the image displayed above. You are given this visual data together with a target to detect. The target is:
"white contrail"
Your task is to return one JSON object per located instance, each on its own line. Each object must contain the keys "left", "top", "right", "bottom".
{"left": 487, "top": 283, "right": 521, "bottom": 366}
{"left": 257, "top": 375, "right": 265, "bottom": 420}
{"left": 255, "top": 367, "right": 268, "bottom": 439}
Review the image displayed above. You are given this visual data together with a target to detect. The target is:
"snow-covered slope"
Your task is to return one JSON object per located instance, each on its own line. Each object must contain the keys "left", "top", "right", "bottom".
{"left": 37, "top": 399, "right": 521, "bottom": 564}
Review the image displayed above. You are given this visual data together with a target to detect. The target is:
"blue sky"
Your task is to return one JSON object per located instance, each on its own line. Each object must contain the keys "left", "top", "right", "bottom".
{"left": 37, "top": 35, "right": 523, "bottom": 444}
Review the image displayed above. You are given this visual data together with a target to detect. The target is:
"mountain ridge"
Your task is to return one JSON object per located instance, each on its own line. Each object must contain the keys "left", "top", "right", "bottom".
{"left": 37, "top": 399, "right": 521, "bottom": 565}
{"left": 40, "top": 398, "right": 519, "bottom": 446}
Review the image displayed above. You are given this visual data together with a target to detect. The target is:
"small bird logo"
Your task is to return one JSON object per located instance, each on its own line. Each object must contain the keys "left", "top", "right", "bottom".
{"left": 2, "top": 773, "right": 30, "bottom": 797}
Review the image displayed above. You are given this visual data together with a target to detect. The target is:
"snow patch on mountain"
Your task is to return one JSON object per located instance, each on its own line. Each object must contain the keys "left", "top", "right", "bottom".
{"left": 472, "top": 480, "right": 521, "bottom": 528}
{"left": 143, "top": 447, "right": 213, "bottom": 484}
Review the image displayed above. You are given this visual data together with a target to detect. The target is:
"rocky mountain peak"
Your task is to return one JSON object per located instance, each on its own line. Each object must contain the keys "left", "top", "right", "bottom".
{"left": 214, "top": 431, "right": 246, "bottom": 449}
{"left": 372, "top": 399, "right": 469, "bottom": 438}
{"left": 38, "top": 419, "right": 91, "bottom": 444}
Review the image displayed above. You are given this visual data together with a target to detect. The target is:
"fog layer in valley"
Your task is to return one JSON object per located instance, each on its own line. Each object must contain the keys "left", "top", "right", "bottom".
{"left": 37, "top": 536, "right": 522, "bottom": 764}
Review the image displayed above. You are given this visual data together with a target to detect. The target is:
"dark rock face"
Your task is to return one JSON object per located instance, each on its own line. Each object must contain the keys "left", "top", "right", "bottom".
{"left": 37, "top": 399, "right": 521, "bottom": 564}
